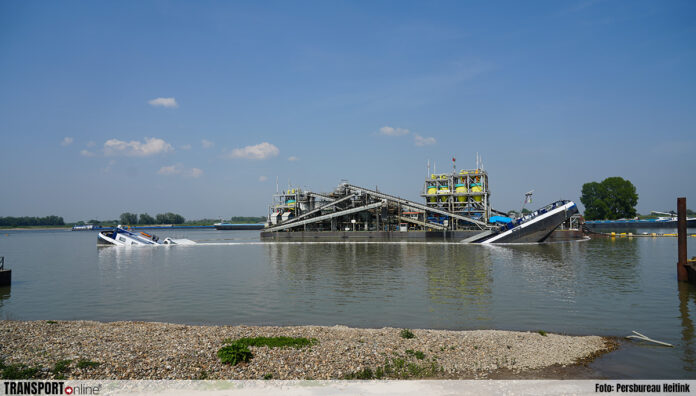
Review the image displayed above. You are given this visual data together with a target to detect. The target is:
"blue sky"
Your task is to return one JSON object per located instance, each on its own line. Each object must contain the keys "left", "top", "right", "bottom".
{"left": 1, "top": 0, "right": 694, "bottom": 221}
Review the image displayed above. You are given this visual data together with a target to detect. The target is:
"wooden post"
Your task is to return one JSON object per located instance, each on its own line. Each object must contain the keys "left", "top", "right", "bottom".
{"left": 0, "top": 257, "right": 10, "bottom": 287}
{"left": 678, "top": 197, "right": 688, "bottom": 281}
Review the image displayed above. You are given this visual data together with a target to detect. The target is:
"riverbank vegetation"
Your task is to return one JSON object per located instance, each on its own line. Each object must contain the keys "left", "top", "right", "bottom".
{"left": 0, "top": 216, "right": 65, "bottom": 227}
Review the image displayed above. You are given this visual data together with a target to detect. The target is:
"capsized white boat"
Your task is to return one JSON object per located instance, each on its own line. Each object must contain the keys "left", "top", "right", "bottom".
{"left": 97, "top": 226, "right": 196, "bottom": 246}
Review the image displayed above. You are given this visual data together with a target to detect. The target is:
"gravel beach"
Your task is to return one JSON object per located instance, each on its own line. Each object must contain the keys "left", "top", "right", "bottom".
{"left": 0, "top": 321, "right": 615, "bottom": 380}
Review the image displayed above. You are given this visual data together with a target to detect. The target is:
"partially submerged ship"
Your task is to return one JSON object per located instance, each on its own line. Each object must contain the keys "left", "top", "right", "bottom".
{"left": 97, "top": 226, "right": 196, "bottom": 246}
{"left": 261, "top": 163, "right": 578, "bottom": 243}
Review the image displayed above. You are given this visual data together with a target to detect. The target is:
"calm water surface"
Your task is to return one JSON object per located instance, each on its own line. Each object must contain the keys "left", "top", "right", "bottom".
{"left": 1, "top": 228, "right": 695, "bottom": 378}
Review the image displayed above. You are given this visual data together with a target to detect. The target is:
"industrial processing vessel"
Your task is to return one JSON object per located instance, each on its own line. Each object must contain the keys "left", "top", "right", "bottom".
{"left": 260, "top": 162, "right": 578, "bottom": 243}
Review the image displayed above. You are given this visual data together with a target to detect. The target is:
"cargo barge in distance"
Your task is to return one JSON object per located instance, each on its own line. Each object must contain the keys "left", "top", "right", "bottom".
{"left": 261, "top": 161, "right": 579, "bottom": 243}
{"left": 214, "top": 223, "right": 265, "bottom": 230}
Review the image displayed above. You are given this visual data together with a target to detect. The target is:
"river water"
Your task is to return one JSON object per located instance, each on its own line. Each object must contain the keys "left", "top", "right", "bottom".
{"left": 1, "top": 228, "right": 695, "bottom": 378}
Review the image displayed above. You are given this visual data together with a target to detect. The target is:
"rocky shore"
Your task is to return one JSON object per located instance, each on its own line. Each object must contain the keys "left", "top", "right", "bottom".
{"left": 0, "top": 321, "right": 616, "bottom": 380}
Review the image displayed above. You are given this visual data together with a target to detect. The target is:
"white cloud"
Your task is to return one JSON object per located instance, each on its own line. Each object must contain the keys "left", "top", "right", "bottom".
{"left": 188, "top": 168, "right": 203, "bottom": 178}
{"left": 259, "top": 175, "right": 268, "bottom": 182}
{"left": 157, "top": 165, "right": 179, "bottom": 175}
{"left": 61, "top": 137, "right": 74, "bottom": 146}
{"left": 228, "top": 142, "right": 279, "bottom": 160}
{"left": 379, "top": 126, "right": 410, "bottom": 136}
{"left": 180, "top": 144, "right": 192, "bottom": 150}
{"left": 288, "top": 156, "right": 299, "bottom": 161}
{"left": 148, "top": 97, "right": 178, "bottom": 108}
{"left": 414, "top": 134, "right": 436, "bottom": 146}
{"left": 201, "top": 139, "right": 214, "bottom": 149}
{"left": 157, "top": 164, "right": 203, "bottom": 178}
{"left": 101, "top": 159, "right": 116, "bottom": 174}
{"left": 80, "top": 149, "right": 96, "bottom": 157}
{"left": 104, "top": 137, "right": 173, "bottom": 157}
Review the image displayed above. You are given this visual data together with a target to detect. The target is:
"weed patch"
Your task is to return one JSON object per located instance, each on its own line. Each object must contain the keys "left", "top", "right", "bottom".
{"left": 0, "top": 359, "right": 40, "bottom": 380}
{"left": 344, "top": 357, "right": 441, "bottom": 380}
{"left": 405, "top": 349, "right": 425, "bottom": 360}
{"left": 232, "top": 336, "right": 317, "bottom": 349}
{"left": 53, "top": 359, "right": 72, "bottom": 378}
{"left": 400, "top": 329, "right": 415, "bottom": 339}
{"left": 217, "top": 343, "right": 253, "bottom": 365}
{"left": 76, "top": 360, "right": 100, "bottom": 369}
{"left": 218, "top": 336, "right": 317, "bottom": 366}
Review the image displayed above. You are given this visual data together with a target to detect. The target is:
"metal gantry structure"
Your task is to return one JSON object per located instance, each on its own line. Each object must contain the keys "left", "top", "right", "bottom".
{"left": 265, "top": 167, "right": 494, "bottom": 233}
{"left": 421, "top": 169, "right": 491, "bottom": 224}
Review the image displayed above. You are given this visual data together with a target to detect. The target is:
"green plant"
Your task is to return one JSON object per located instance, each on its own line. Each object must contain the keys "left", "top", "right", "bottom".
{"left": 233, "top": 336, "right": 317, "bottom": 349}
{"left": 0, "top": 358, "right": 40, "bottom": 380}
{"left": 405, "top": 349, "right": 425, "bottom": 360}
{"left": 263, "top": 373, "right": 273, "bottom": 380}
{"left": 217, "top": 343, "right": 253, "bottom": 365}
{"left": 400, "top": 329, "right": 415, "bottom": 339}
{"left": 218, "top": 336, "right": 317, "bottom": 366}
{"left": 345, "top": 357, "right": 441, "bottom": 380}
{"left": 538, "top": 330, "right": 547, "bottom": 336}
{"left": 46, "top": 320, "right": 57, "bottom": 324}
{"left": 76, "top": 360, "right": 100, "bottom": 369}
{"left": 53, "top": 359, "right": 71, "bottom": 375}
{"left": 344, "top": 367, "right": 373, "bottom": 380}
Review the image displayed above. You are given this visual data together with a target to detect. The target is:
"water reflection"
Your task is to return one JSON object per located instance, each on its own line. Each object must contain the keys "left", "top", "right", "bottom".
{"left": 488, "top": 242, "right": 582, "bottom": 305}
{"left": 678, "top": 282, "right": 696, "bottom": 374}
{"left": 582, "top": 238, "right": 640, "bottom": 293}
{"left": 425, "top": 245, "right": 492, "bottom": 320}
{"left": 0, "top": 286, "right": 10, "bottom": 312}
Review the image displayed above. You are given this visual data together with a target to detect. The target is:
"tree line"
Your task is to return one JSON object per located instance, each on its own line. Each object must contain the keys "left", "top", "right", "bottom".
{"left": 119, "top": 212, "right": 186, "bottom": 225}
{"left": 0, "top": 216, "right": 65, "bottom": 227}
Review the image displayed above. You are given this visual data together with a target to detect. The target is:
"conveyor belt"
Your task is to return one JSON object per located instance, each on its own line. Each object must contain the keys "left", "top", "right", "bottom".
{"left": 265, "top": 194, "right": 356, "bottom": 231}
{"left": 264, "top": 201, "right": 384, "bottom": 232}
{"left": 397, "top": 216, "right": 447, "bottom": 230}
{"left": 344, "top": 183, "right": 488, "bottom": 229}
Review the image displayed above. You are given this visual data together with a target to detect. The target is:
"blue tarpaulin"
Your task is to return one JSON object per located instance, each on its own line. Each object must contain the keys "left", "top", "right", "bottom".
{"left": 488, "top": 216, "right": 512, "bottom": 224}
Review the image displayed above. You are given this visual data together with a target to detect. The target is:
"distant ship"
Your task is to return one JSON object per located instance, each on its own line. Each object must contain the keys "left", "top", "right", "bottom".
{"left": 214, "top": 222, "right": 265, "bottom": 230}
{"left": 585, "top": 211, "right": 696, "bottom": 230}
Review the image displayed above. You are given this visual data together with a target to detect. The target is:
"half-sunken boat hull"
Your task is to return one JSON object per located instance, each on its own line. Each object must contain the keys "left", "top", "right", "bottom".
{"left": 480, "top": 201, "right": 579, "bottom": 244}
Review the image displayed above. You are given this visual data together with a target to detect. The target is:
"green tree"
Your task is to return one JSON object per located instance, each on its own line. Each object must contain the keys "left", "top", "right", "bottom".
{"left": 139, "top": 213, "right": 155, "bottom": 225}
{"left": 580, "top": 177, "right": 638, "bottom": 220}
{"left": 119, "top": 212, "right": 138, "bottom": 225}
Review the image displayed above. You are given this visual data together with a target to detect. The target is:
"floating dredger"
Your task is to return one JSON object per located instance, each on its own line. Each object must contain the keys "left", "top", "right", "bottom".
{"left": 261, "top": 159, "right": 578, "bottom": 243}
